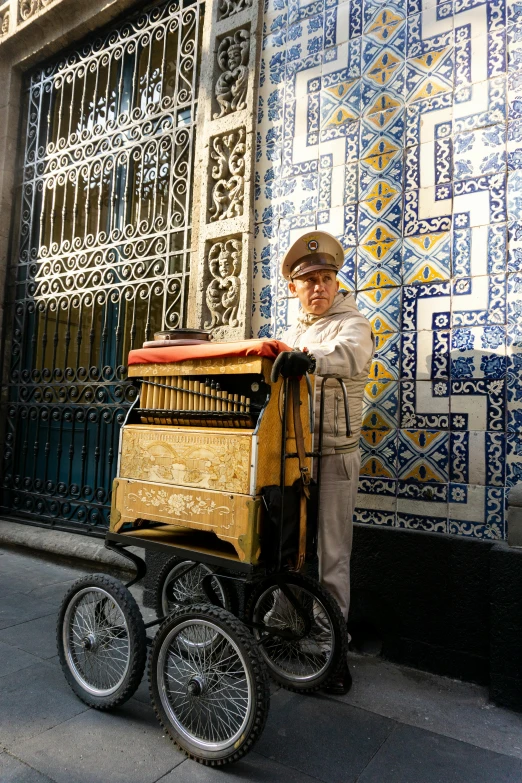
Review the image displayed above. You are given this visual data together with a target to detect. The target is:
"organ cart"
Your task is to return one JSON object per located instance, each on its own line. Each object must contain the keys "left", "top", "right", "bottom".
{"left": 57, "top": 333, "right": 349, "bottom": 766}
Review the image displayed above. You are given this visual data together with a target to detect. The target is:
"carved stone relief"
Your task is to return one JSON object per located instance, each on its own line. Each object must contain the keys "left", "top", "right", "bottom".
{"left": 187, "top": 0, "right": 261, "bottom": 339}
{"left": 214, "top": 29, "right": 249, "bottom": 119}
{"left": 217, "top": 0, "right": 252, "bottom": 21}
{"left": 205, "top": 238, "right": 242, "bottom": 328}
{"left": 209, "top": 128, "right": 245, "bottom": 221}
{"left": 19, "top": 0, "right": 54, "bottom": 22}
{"left": 0, "top": 6, "right": 9, "bottom": 35}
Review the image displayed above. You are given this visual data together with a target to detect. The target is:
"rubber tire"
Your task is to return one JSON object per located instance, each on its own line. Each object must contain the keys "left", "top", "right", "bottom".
{"left": 149, "top": 604, "right": 270, "bottom": 766}
{"left": 245, "top": 572, "right": 348, "bottom": 693}
{"left": 154, "top": 557, "right": 234, "bottom": 618}
{"left": 57, "top": 574, "right": 147, "bottom": 709}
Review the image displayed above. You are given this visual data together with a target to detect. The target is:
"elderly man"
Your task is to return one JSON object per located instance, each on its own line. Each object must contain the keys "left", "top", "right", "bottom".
{"left": 271, "top": 231, "right": 374, "bottom": 694}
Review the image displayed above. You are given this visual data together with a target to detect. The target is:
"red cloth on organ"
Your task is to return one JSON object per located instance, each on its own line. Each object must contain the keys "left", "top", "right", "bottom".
{"left": 127, "top": 339, "right": 291, "bottom": 366}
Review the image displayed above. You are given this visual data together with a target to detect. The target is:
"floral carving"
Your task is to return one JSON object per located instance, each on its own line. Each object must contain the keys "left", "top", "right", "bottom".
{"left": 214, "top": 30, "right": 249, "bottom": 119}
{"left": 127, "top": 488, "right": 233, "bottom": 529}
{"left": 217, "top": 0, "right": 252, "bottom": 19}
{"left": 205, "top": 239, "right": 242, "bottom": 329}
{"left": 209, "top": 128, "right": 245, "bottom": 221}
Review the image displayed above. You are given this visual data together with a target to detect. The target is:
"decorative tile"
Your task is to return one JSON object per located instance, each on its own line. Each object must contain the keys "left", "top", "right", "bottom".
{"left": 401, "top": 281, "right": 450, "bottom": 330}
{"left": 450, "top": 326, "right": 507, "bottom": 380}
{"left": 448, "top": 484, "right": 505, "bottom": 538}
{"left": 402, "top": 231, "right": 451, "bottom": 284}
{"left": 450, "top": 430, "right": 506, "bottom": 486}
{"left": 455, "top": 30, "right": 507, "bottom": 90}
{"left": 360, "top": 104, "right": 405, "bottom": 157}
{"left": 506, "top": 431, "right": 522, "bottom": 487}
{"left": 406, "top": 4, "right": 454, "bottom": 59}
{"left": 403, "top": 186, "right": 452, "bottom": 237}
{"left": 396, "top": 512, "right": 448, "bottom": 532}
{"left": 363, "top": 379, "right": 399, "bottom": 428}
{"left": 401, "top": 328, "right": 450, "bottom": 379}
{"left": 358, "top": 477, "right": 397, "bottom": 497}
{"left": 450, "top": 377, "right": 506, "bottom": 431}
{"left": 354, "top": 507, "right": 397, "bottom": 525}
{"left": 363, "top": 2, "right": 407, "bottom": 37}
{"left": 397, "top": 428, "right": 449, "bottom": 482}
{"left": 366, "top": 331, "right": 401, "bottom": 382}
{"left": 355, "top": 484, "right": 397, "bottom": 525}
{"left": 357, "top": 285, "right": 402, "bottom": 330}
{"left": 405, "top": 48, "right": 454, "bottom": 104}
{"left": 397, "top": 480, "right": 447, "bottom": 502}
{"left": 339, "top": 246, "right": 357, "bottom": 289}
{"left": 452, "top": 274, "right": 507, "bottom": 327}
{"left": 453, "top": 223, "right": 507, "bottom": 277}
{"left": 357, "top": 224, "right": 402, "bottom": 289}
{"left": 507, "top": 118, "right": 522, "bottom": 172}
{"left": 405, "top": 93, "right": 453, "bottom": 147}
{"left": 360, "top": 427, "right": 399, "bottom": 478}
{"left": 453, "top": 124, "right": 507, "bottom": 181}
{"left": 405, "top": 139, "right": 453, "bottom": 191}
{"left": 254, "top": 0, "right": 515, "bottom": 540}
{"left": 400, "top": 379, "right": 450, "bottom": 428}
{"left": 454, "top": 76, "right": 507, "bottom": 133}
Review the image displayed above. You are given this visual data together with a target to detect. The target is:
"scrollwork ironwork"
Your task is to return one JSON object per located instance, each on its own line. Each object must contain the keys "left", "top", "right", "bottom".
{"left": 209, "top": 128, "right": 246, "bottom": 221}
{"left": 205, "top": 238, "right": 242, "bottom": 329}
{"left": 214, "top": 29, "right": 249, "bottom": 119}
{"left": 3, "top": 0, "right": 203, "bottom": 530}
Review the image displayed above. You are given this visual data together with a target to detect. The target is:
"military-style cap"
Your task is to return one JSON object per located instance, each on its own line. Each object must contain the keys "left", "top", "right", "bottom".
{"left": 281, "top": 231, "right": 344, "bottom": 281}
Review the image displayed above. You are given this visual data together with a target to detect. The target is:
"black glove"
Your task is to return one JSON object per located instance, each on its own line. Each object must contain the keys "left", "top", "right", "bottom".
{"left": 271, "top": 351, "right": 314, "bottom": 382}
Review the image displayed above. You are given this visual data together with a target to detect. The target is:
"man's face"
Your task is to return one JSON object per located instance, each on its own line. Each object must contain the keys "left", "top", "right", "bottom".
{"left": 289, "top": 270, "right": 339, "bottom": 316}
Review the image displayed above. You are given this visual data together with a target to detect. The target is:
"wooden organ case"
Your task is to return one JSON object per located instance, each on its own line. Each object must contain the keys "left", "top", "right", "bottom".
{"left": 110, "top": 348, "right": 312, "bottom": 565}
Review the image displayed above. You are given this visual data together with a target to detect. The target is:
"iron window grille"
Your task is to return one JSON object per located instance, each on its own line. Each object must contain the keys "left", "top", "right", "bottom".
{"left": 2, "top": 0, "right": 204, "bottom": 532}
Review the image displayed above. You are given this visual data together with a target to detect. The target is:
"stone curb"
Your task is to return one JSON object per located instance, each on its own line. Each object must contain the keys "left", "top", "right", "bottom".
{"left": 0, "top": 519, "right": 134, "bottom": 574}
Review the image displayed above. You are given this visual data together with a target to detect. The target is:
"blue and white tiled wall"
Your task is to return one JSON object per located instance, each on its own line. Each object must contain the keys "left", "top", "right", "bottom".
{"left": 252, "top": 0, "right": 522, "bottom": 539}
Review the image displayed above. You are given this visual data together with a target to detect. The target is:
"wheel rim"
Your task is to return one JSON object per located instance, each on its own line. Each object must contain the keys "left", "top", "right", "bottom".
{"left": 63, "top": 586, "right": 131, "bottom": 696}
{"left": 253, "top": 583, "right": 334, "bottom": 683}
{"left": 158, "top": 618, "right": 253, "bottom": 752}
{"left": 161, "top": 562, "right": 227, "bottom": 616}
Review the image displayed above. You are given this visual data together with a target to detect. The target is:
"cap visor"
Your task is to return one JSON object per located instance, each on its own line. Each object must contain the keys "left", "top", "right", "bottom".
{"left": 291, "top": 263, "right": 339, "bottom": 279}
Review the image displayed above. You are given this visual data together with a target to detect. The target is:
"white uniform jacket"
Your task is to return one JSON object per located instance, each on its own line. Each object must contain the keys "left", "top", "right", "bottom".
{"left": 282, "top": 290, "right": 374, "bottom": 454}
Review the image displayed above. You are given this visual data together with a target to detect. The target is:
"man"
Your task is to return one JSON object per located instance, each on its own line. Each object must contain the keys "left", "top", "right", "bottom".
{"left": 271, "top": 231, "right": 374, "bottom": 694}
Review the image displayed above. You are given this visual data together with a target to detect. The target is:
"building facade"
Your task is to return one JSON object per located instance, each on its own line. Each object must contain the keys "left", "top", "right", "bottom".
{"left": 1, "top": 0, "right": 522, "bottom": 703}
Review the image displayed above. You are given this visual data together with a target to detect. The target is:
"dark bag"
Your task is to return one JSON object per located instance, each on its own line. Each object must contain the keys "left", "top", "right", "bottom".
{"left": 261, "top": 479, "right": 318, "bottom": 568}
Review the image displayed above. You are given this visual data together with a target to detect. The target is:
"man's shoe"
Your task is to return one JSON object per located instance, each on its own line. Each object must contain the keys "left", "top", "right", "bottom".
{"left": 323, "top": 662, "right": 352, "bottom": 695}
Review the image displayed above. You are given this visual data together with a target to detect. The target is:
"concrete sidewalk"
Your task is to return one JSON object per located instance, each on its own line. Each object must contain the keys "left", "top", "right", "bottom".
{"left": 1, "top": 545, "right": 522, "bottom": 783}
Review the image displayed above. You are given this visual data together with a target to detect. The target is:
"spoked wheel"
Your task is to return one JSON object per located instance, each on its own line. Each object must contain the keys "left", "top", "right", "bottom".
{"left": 154, "top": 558, "right": 232, "bottom": 618}
{"left": 57, "top": 574, "right": 146, "bottom": 709}
{"left": 246, "top": 572, "right": 347, "bottom": 692}
{"left": 149, "top": 604, "right": 270, "bottom": 766}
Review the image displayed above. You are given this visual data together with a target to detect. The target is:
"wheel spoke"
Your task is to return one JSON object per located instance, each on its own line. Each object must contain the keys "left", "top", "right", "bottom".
{"left": 64, "top": 586, "right": 131, "bottom": 697}
{"left": 157, "top": 616, "right": 253, "bottom": 752}
{"left": 254, "top": 581, "right": 334, "bottom": 682}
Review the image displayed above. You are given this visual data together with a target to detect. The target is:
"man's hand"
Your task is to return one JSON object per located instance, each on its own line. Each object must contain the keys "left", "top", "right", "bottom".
{"left": 271, "top": 351, "right": 314, "bottom": 382}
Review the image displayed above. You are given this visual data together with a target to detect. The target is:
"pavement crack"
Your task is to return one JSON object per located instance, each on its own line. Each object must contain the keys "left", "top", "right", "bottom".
{"left": 353, "top": 723, "right": 399, "bottom": 783}
{"left": 3, "top": 748, "right": 62, "bottom": 783}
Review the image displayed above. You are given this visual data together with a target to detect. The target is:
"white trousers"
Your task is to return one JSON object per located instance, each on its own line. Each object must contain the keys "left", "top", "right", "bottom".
{"left": 317, "top": 450, "right": 360, "bottom": 622}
